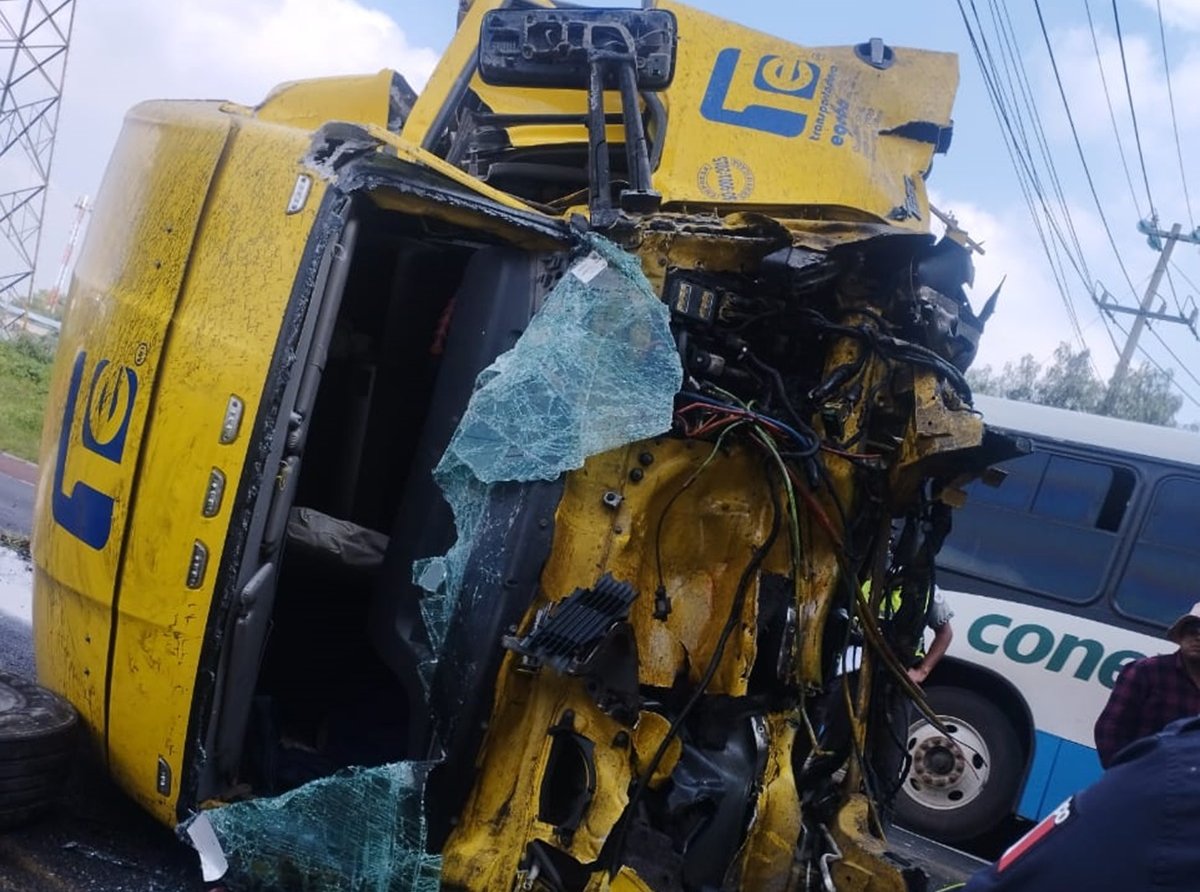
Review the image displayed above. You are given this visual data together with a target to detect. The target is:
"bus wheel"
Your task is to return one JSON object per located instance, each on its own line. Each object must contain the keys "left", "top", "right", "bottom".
{"left": 0, "top": 672, "right": 78, "bottom": 828}
{"left": 893, "top": 685, "right": 1022, "bottom": 843}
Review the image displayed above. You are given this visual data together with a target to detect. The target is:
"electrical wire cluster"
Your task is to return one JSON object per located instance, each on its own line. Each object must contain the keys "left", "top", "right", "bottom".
{"left": 955, "top": 0, "right": 1200, "bottom": 411}
{"left": 644, "top": 375, "right": 955, "bottom": 822}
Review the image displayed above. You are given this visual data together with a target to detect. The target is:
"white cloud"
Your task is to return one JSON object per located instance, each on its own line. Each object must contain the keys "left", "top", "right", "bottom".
{"left": 1138, "top": 0, "right": 1200, "bottom": 32}
{"left": 31, "top": 0, "right": 440, "bottom": 291}
{"left": 1032, "top": 17, "right": 1200, "bottom": 226}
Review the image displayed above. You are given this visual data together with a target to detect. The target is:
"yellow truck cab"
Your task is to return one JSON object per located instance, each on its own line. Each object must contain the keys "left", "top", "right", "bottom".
{"left": 33, "top": 2, "right": 1009, "bottom": 889}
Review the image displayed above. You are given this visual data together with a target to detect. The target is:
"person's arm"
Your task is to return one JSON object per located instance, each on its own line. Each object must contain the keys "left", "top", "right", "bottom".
{"left": 1093, "top": 661, "right": 1143, "bottom": 769}
{"left": 908, "top": 620, "right": 952, "bottom": 685}
{"left": 909, "top": 591, "right": 954, "bottom": 685}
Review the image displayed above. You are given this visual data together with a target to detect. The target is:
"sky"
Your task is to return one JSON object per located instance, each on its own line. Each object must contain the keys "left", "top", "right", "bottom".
{"left": 15, "top": 0, "right": 1200, "bottom": 420}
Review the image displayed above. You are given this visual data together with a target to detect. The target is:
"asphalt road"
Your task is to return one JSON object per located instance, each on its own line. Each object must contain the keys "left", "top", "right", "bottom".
{"left": 0, "top": 453, "right": 35, "bottom": 539}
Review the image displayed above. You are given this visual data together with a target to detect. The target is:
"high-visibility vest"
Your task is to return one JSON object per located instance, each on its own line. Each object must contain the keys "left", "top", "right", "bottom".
{"left": 862, "top": 578, "right": 930, "bottom": 662}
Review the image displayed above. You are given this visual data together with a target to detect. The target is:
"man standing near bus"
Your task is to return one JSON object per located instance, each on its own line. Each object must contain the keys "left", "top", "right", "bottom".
{"left": 1093, "top": 602, "right": 1200, "bottom": 768}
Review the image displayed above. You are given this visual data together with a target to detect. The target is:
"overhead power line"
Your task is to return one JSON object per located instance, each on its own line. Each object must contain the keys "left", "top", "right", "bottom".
{"left": 1085, "top": 0, "right": 1142, "bottom": 219}
{"left": 1034, "top": 0, "right": 1142, "bottom": 305}
{"left": 1170, "top": 260, "right": 1200, "bottom": 298}
{"left": 1111, "top": 0, "right": 1157, "bottom": 219}
{"left": 960, "top": 1, "right": 1200, "bottom": 414}
{"left": 956, "top": 0, "right": 1098, "bottom": 359}
{"left": 994, "top": 1, "right": 1089, "bottom": 272}
{"left": 1156, "top": 0, "right": 1195, "bottom": 230}
{"left": 1106, "top": 314, "right": 1200, "bottom": 410}
{"left": 1146, "top": 322, "right": 1200, "bottom": 396}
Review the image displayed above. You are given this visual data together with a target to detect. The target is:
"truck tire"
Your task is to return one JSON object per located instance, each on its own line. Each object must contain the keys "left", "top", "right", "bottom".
{"left": 894, "top": 685, "right": 1022, "bottom": 843}
{"left": 0, "top": 672, "right": 78, "bottom": 827}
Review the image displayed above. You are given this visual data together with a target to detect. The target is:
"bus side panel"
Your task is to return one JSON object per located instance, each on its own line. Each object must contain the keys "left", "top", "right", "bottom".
{"left": 105, "top": 118, "right": 326, "bottom": 823}
{"left": 32, "top": 103, "right": 233, "bottom": 739}
{"left": 942, "top": 588, "right": 1168, "bottom": 818}
{"left": 1018, "top": 731, "right": 1102, "bottom": 820}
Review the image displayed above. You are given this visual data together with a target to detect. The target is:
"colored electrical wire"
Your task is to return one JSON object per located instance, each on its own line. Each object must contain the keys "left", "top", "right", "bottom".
{"left": 679, "top": 390, "right": 820, "bottom": 456}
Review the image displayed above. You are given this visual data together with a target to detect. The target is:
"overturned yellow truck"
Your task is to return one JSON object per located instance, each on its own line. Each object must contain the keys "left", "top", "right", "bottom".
{"left": 33, "top": 2, "right": 1012, "bottom": 889}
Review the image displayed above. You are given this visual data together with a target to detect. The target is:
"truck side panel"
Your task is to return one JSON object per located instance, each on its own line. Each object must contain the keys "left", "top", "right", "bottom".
{"left": 32, "top": 103, "right": 232, "bottom": 746}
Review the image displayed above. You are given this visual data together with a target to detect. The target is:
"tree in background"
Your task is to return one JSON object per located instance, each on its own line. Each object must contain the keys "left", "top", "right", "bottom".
{"left": 968, "top": 342, "right": 1184, "bottom": 427}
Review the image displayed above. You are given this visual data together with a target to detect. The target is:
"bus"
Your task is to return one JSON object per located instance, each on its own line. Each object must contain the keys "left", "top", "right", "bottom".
{"left": 896, "top": 393, "right": 1200, "bottom": 842}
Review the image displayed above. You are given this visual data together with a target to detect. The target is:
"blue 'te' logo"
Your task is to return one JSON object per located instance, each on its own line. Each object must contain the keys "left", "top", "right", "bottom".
{"left": 700, "top": 48, "right": 822, "bottom": 137}
{"left": 52, "top": 351, "right": 138, "bottom": 549}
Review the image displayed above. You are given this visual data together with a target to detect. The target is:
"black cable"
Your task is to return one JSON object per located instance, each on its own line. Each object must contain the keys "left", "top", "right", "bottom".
{"left": 964, "top": 3, "right": 1078, "bottom": 275}
{"left": 744, "top": 353, "right": 823, "bottom": 457}
{"left": 989, "top": 0, "right": 1090, "bottom": 281}
{"left": 1144, "top": 323, "right": 1200, "bottom": 402}
{"left": 878, "top": 339, "right": 973, "bottom": 402}
{"left": 1156, "top": 0, "right": 1195, "bottom": 230}
{"left": 789, "top": 306, "right": 973, "bottom": 402}
{"left": 609, "top": 462, "right": 782, "bottom": 876}
{"left": 1033, "top": 0, "right": 1143, "bottom": 306}
{"left": 955, "top": 0, "right": 1094, "bottom": 352}
{"left": 1094, "top": 294, "right": 1128, "bottom": 357}
{"left": 1085, "top": 0, "right": 1143, "bottom": 218}
{"left": 1169, "top": 261, "right": 1200, "bottom": 308}
{"left": 1112, "top": 0, "right": 1157, "bottom": 218}
{"left": 1107, "top": 315, "right": 1200, "bottom": 409}
{"left": 1164, "top": 265, "right": 1186, "bottom": 318}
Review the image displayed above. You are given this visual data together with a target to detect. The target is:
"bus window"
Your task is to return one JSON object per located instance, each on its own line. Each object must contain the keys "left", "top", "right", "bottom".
{"left": 969, "top": 452, "right": 1047, "bottom": 511}
{"left": 1115, "top": 477, "right": 1200, "bottom": 627}
{"left": 940, "top": 453, "right": 1129, "bottom": 604}
{"left": 1031, "top": 456, "right": 1124, "bottom": 527}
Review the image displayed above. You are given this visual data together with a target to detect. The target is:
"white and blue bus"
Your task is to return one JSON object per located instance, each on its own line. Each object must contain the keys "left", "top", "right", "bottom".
{"left": 895, "top": 394, "right": 1200, "bottom": 843}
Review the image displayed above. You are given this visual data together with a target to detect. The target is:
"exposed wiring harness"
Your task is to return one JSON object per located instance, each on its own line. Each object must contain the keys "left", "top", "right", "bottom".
{"left": 610, "top": 455, "right": 783, "bottom": 877}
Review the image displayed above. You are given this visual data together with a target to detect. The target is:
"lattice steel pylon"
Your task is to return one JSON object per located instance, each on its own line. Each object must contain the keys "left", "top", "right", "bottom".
{"left": 0, "top": 0, "right": 75, "bottom": 303}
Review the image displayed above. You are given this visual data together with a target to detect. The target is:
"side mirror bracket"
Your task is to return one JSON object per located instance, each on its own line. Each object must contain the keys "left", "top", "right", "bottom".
{"left": 479, "top": 9, "right": 678, "bottom": 225}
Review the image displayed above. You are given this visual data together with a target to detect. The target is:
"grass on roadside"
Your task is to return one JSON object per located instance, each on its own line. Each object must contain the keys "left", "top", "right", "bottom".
{"left": 0, "top": 335, "right": 55, "bottom": 463}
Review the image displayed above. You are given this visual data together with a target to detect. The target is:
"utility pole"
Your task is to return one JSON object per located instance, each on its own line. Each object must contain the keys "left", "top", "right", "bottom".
{"left": 1095, "top": 221, "right": 1200, "bottom": 413}
{"left": 47, "top": 193, "right": 88, "bottom": 312}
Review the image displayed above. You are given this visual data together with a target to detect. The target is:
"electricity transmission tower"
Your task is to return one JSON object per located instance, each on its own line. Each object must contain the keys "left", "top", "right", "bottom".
{"left": 0, "top": 0, "right": 75, "bottom": 305}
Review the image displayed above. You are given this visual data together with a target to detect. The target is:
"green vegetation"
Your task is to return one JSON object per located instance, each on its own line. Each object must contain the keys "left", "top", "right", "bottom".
{"left": 0, "top": 334, "right": 56, "bottom": 462}
{"left": 969, "top": 341, "right": 1186, "bottom": 428}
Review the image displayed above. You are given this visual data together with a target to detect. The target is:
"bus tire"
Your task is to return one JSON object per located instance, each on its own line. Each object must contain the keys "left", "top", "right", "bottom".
{"left": 894, "top": 685, "right": 1022, "bottom": 842}
{"left": 0, "top": 672, "right": 78, "bottom": 827}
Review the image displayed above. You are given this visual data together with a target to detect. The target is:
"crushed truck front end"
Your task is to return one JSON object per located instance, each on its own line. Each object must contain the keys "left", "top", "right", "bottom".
{"left": 34, "top": 2, "right": 1010, "bottom": 889}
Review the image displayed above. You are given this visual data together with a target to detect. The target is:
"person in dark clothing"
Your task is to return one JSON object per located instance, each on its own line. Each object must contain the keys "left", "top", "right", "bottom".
{"left": 1093, "top": 601, "right": 1200, "bottom": 768}
{"left": 962, "top": 715, "right": 1200, "bottom": 892}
